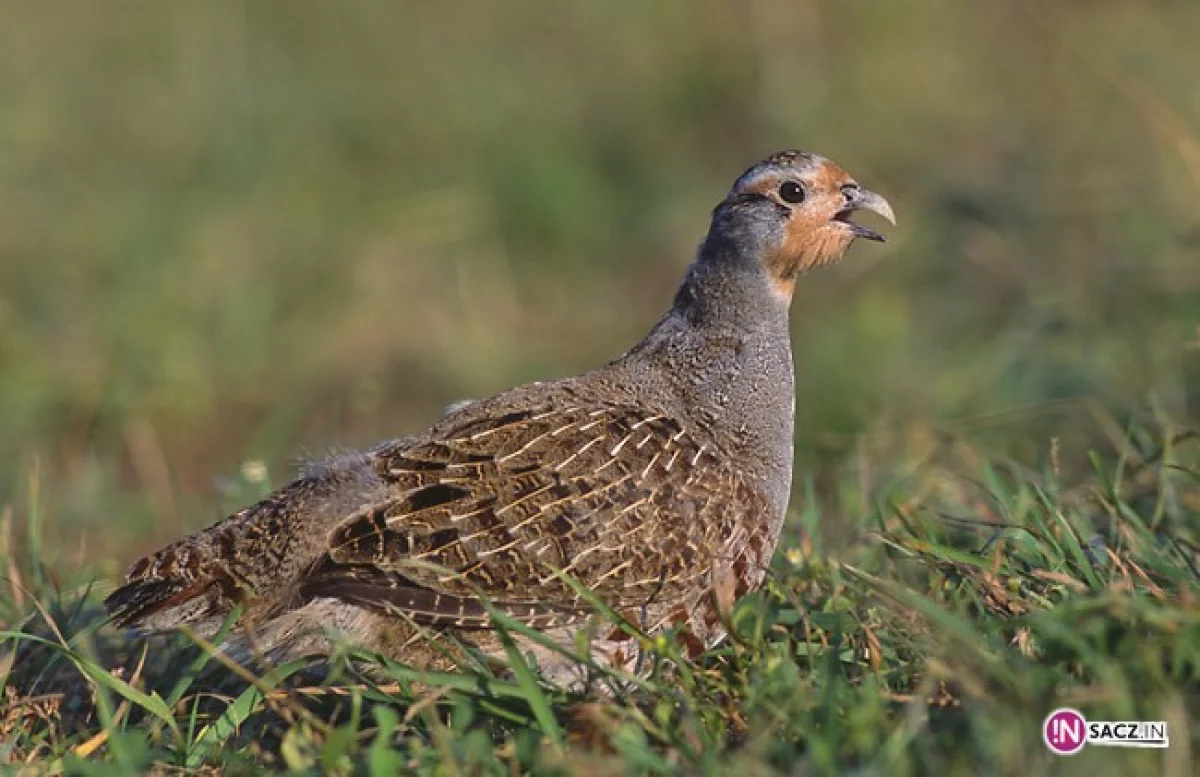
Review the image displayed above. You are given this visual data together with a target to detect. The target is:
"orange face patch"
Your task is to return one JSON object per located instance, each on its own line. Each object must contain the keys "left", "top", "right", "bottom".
{"left": 769, "top": 225, "right": 855, "bottom": 295}
{"left": 756, "top": 159, "right": 859, "bottom": 298}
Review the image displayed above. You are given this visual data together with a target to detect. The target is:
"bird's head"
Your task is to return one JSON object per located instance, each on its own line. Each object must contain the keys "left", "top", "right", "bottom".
{"left": 707, "top": 150, "right": 895, "bottom": 300}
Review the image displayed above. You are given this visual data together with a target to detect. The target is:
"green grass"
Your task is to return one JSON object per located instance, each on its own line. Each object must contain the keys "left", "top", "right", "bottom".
{"left": 3, "top": 420, "right": 1197, "bottom": 774}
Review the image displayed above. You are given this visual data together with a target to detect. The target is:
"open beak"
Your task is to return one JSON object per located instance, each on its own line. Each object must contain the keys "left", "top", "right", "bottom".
{"left": 835, "top": 188, "right": 895, "bottom": 242}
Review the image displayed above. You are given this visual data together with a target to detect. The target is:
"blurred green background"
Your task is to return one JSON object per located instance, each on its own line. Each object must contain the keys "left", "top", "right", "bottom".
{"left": 2, "top": 1, "right": 1198, "bottom": 571}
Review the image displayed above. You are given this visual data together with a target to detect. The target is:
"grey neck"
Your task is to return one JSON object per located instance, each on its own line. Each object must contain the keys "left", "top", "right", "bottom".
{"left": 614, "top": 242, "right": 796, "bottom": 513}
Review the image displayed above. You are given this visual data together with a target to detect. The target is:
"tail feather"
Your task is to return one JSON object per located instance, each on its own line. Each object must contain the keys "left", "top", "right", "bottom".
{"left": 104, "top": 576, "right": 223, "bottom": 630}
{"left": 103, "top": 452, "right": 388, "bottom": 636}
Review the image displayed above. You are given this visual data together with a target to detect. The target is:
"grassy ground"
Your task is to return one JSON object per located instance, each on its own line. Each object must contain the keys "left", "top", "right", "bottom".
{"left": 3, "top": 420, "right": 1198, "bottom": 774}
{"left": 2, "top": 1, "right": 1200, "bottom": 773}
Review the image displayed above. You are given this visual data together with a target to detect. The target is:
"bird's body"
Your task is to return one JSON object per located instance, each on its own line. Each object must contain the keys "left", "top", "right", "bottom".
{"left": 105, "top": 150, "right": 893, "bottom": 683}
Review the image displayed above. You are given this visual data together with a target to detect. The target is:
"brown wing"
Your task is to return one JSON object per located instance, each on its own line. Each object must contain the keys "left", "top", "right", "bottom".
{"left": 307, "top": 394, "right": 763, "bottom": 629}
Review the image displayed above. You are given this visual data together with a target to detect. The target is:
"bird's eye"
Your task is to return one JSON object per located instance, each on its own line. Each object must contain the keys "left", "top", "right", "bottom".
{"left": 778, "top": 181, "right": 806, "bottom": 204}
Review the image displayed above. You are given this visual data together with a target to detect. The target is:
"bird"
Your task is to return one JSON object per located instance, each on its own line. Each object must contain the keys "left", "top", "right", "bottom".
{"left": 104, "top": 150, "right": 894, "bottom": 685}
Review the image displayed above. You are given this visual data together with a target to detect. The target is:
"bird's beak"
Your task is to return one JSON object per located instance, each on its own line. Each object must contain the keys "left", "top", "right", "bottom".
{"left": 836, "top": 188, "right": 896, "bottom": 242}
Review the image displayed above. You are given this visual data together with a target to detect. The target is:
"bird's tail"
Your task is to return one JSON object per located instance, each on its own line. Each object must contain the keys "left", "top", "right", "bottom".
{"left": 104, "top": 452, "right": 386, "bottom": 639}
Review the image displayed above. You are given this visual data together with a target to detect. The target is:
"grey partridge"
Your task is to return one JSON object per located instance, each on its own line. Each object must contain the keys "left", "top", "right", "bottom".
{"left": 104, "top": 150, "right": 894, "bottom": 683}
